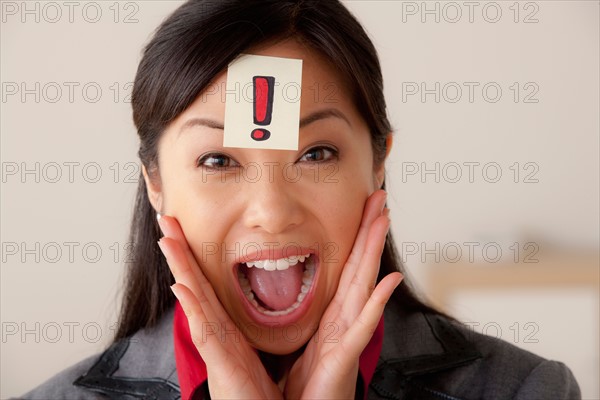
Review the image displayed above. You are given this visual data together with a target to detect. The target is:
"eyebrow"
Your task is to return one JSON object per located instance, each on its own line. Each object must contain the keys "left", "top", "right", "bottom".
{"left": 179, "top": 118, "right": 224, "bottom": 135}
{"left": 178, "top": 108, "right": 351, "bottom": 137}
{"left": 299, "top": 108, "right": 351, "bottom": 129}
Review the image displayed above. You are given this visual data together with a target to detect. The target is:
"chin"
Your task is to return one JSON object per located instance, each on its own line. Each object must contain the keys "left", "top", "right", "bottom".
{"left": 246, "top": 325, "right": 317, "bottom": 355}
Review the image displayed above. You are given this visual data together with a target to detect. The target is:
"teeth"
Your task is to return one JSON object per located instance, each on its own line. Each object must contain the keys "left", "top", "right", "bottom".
{"left": 305, "top": 255, "right": 315, "bottom": 271}
{"left": 238, "top": 275, "right": 253, "bottom": 295}
{"left": 287, "top": 257, "right": 299, "bottom": 266}
{"left": 276, "top": 259, "right": 288, "bottom": 270}
{"left": 236, "top": 254, "right": 316, "bottom": 317}
{"left": 244, "top": 253, "right": 311, "bottom": 271}
{"left": 264, "top": 260, "right": 277, "bottom": 271}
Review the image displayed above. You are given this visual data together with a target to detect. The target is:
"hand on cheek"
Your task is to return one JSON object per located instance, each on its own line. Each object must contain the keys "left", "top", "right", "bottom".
{"left": 157, "top": 216, "right": 283, "bottom": 400}
{"left": 284, "top": 189, "right": 403, "bottom": 399}
{"left": 155, "top": 190, "right": 401, "bottom": 400}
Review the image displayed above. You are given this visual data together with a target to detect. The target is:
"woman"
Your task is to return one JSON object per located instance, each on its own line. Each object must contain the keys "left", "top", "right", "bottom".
{"left": 21, "top": 0, "right": 580, "bottom": 399}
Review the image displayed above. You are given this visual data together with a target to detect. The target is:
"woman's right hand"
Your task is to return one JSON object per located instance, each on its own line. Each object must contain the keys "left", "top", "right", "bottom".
{"left": 157, "top": 216, "right": 283, "bottom": 400}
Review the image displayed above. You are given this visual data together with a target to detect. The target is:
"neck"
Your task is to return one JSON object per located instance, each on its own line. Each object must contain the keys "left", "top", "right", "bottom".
{"left": 258, "top": 346, "right": 304, "bottom": 387}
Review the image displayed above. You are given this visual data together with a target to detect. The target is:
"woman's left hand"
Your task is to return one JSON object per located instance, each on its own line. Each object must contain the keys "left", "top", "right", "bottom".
{"left": 284, "top": 190, "right": 403, "bottom": 399}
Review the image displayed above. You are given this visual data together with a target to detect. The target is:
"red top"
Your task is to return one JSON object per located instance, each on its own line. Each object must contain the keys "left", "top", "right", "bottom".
{"left": 173, "top": 300, "right": 383, "bottom": 400}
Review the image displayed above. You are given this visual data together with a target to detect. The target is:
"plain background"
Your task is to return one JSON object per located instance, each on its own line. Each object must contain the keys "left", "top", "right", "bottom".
{"left": 1, "top": 0, "right": 598, "bottom": 398}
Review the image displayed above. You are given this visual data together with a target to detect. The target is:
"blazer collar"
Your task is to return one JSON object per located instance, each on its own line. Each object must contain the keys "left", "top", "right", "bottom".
{"left": 73, "top": 299, "right": 481, "bottom": 399}
{"left": 370, "top": 298, "right": 482, "bottom": 399}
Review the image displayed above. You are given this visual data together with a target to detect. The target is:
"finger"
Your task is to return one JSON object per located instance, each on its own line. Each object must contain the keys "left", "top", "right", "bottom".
{"left": 344, "top": 190, "right": 386, "bottom": 271}
{"left": 158, "top": 215, "right": 204, "bottom": 278}
{"left": 158, "top": 216, "right": 230, "bottom": 322}
{"left": 170, "top": 283, "right": 230, "bottom": 364}
{"left": 336, "top": 215, "right": 390, "bottom": 317}
{"left": 338, "top": 272, "right": 402, "bottom": 360}
{"left": 336, "top": 190, "right": 387, "bottom": 297}
{"left": 158, "top": 237, "right": 228, "bottom": 325}
{"left": 355, "top": 214, "right": 390, "bottom": 290}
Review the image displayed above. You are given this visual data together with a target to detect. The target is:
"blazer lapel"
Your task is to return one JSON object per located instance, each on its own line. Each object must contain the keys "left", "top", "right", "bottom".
{"left": 369, "top": 300, "right": 482, "bottom": 400}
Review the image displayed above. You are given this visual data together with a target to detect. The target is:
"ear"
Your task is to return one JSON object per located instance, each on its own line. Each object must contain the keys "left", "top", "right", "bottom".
{"left": 142, "top": 164, "right": 163, "bottom": 213}
{"left": 374, "top": 133, "right": 393, "bottom": 189}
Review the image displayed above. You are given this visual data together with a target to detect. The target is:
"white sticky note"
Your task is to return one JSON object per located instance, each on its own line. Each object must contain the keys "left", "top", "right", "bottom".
{"left": 224, "top": 54, "right": 303, "bottom": 150}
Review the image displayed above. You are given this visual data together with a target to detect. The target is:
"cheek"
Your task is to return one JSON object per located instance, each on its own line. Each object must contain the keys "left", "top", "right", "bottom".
{"left": 321, "top": 164, "right": 373, "bottom": 235}
{"left": 168, "top": 187, "right": 223, "bottom": 239}
{"left": 314, "top": 170, "right": 371, "bottom": 292}
{"left": 162, "top": 177, "right": 234, "bottom": 278}
{"left": 162, "top": 162, "right": 233, "bottom": 231}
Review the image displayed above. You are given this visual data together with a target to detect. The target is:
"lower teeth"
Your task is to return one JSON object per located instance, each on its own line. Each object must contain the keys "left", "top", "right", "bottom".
{"left": 237, "top": 255, "right": 315, "bottom": 316}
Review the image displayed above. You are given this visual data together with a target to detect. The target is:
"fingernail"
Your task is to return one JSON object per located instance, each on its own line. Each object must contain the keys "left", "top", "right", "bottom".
{"left": 380, "top": 193, "right": 387, "bottom": 213}
{"left": 157, "top": 239, "right": 169, "bottom": 259}
{"left": 385, "top": 217, "right": 391, "bottom": 234}
{"left": 157, "top": 215, "right": 166, "bottom": 235}
{"left": 395, "top": 273, "right": 404, "bottom": 287}
{"left": 383, "top": 207, "right": 390, "bottom": 217}
{"left": 157, "top": 215, "right": 178, "bottom": 239}
{"left": 170, "top": 284, "right": 181, "bottom": 299}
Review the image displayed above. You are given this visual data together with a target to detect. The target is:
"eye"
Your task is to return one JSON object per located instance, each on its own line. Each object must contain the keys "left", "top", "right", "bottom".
{"left": 196, "top": 153, "right": 240, "bottom": 169}
{"left": 298, "top": 146, "right": 338, "bottom": 163}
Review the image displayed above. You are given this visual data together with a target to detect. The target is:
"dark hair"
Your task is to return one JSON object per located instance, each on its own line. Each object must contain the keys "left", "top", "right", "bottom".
{"left": 115, "top": 0, "right": 442, "bottom": 341}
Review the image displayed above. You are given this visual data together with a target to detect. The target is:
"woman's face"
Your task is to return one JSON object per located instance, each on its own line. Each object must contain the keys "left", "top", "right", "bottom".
{"left": 146, "top": 38, "right": 387, "bottom": 354}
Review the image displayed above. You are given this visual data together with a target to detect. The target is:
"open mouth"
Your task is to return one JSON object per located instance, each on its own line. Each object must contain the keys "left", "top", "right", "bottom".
{"left": 235, "top": 253, "right": 318, "bottom": 320}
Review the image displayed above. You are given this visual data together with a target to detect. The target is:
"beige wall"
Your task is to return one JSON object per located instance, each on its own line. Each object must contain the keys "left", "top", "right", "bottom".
{"left": 1, "top": 1, "right": 598, "bottom": 398}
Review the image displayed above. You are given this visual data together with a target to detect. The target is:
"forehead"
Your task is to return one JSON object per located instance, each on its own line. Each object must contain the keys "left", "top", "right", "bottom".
{"left": 181, "top": 38, "right": 355, "bottom": 120}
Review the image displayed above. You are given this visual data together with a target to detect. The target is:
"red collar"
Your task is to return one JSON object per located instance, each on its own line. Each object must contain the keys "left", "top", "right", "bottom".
{"left": 174, "top": 300, "right": 383, "bottom": 400}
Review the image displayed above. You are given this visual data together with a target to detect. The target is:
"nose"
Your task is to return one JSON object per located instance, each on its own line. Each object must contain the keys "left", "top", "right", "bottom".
{"left": 242, "top": 164, "right": 305, "bottom": 234}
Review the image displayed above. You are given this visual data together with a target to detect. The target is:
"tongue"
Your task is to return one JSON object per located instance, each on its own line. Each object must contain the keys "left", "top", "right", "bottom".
{"left": 245, "top": 262, "right": 304, "bottom": 311}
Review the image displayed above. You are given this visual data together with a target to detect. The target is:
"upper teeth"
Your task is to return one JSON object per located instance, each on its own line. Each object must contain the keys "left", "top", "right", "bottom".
{"left": 245, "top": 254, "right": 310, "bottom": 271}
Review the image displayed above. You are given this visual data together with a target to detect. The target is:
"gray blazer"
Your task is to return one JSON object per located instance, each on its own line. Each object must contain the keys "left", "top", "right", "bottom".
{"left": 18, "top": 298, "right": 581, "bottom": 399}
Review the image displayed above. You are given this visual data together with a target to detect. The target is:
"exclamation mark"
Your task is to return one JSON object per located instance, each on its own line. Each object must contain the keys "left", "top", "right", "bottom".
{"left": 251, "top": 76, "right": 275, "bottom": 141}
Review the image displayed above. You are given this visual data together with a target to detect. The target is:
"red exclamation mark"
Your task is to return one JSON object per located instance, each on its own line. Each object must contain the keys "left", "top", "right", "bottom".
{"left": 251, "top": 76, "right": 275, "bottom": 141}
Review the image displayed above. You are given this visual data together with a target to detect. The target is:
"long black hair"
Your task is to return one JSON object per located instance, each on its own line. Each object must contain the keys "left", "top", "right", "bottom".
{"left": 115, "top": 0, "right": 442, "bottom": 341}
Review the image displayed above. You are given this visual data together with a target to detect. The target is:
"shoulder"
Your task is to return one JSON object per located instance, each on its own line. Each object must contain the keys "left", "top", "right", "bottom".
{"left": 15, "top": 353, "right": 104, "bottom": 400}
{"left": 369, "top": 299, "right": 581, "bottom": 400}
{"left": 16, "top": 308, "right": 180, "bottom": 400}
{"left": 444, "top": 315, "right": 580, "bottom": 399}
